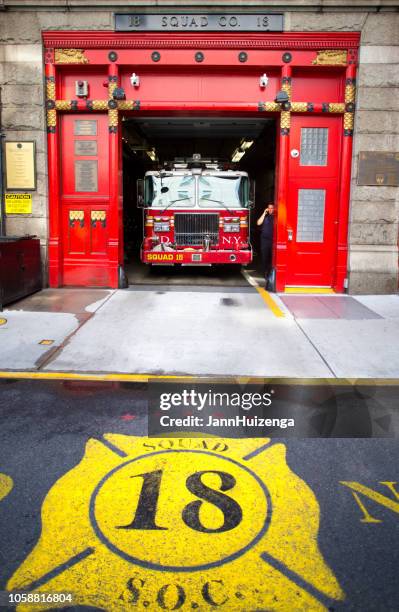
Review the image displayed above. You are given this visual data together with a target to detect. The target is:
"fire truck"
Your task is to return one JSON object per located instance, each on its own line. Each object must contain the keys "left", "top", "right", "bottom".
{"left": 137, "top": 155, "right": 253, "bottom": 266}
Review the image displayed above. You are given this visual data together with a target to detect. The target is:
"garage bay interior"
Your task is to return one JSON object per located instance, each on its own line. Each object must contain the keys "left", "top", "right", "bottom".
{"left": 121, "top": 114, "right": 276, "bottom": 284}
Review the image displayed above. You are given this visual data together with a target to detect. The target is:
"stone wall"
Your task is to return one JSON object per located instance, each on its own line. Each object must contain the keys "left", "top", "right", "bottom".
{"left": 0, "top": 9, "right": 114, "bottom": 279}
{"left": 1, "top": 1, "right": 398, "bottom": 292}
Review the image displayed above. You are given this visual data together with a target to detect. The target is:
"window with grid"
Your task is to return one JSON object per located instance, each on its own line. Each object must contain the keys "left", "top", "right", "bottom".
{"left": 296, "top": 189, "right": 326, "bottom": 243}
{"left": 300, "top": 128, "right": 328, "bottom": 166}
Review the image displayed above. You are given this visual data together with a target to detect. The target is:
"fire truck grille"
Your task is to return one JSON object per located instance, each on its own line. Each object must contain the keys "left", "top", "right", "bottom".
{"left": 174, "top": 213, "right": 219, "bottom": 246}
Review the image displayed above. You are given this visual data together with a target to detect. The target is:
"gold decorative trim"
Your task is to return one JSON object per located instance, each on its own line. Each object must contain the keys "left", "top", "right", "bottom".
{"left": 108, "top": 108, "right": 118, "bottom": 128}
{"left": 69, "top": 210, "right": 84, "bottom": 221}
{"left": 55, "top": 49, "right": 89, "bottom": 64}
{"left": 291, "top": 102, "right": 307, "bottom": 112}
{"left": 344, "top": 112, "right": 354, "bottom": 131}
{"left": 329, "top": 103, "right": 346, "bottom": 113}
{"left": 281, "top": 82, "right": 292, "bottom": 100}
{"left": 117, "top": 100, "right": 141, "bottom": 111}
{"left": 108, "top": 82, "right": 117, "bottom": 99}
{"left": 46, "top": 80, "right": 56, "bottom": 100}
{"left": 312, "top": 50, "right": 347, "bottom": 66}
{"left": 91, "top": 210, "right": 106, "bottom": 222}
{"left": 118, "top": 101, "right": 133, "bottom": 111}
{"left": 263, "top": 102, "right": 280, "bottom": 112}
{"left": 55, "top": 100, "right": 72, "bottom": 111}
{"left": 345, "top": 83, "right": 356, "bottom": 104}
{"left": 280, "top": 111, "right": 291, "bottom": 129}
{"left": 92, "top": 100, "right": 109, "bottom": 111}
{"left": 47, "top": 109, "right": 57, "bottom": 128}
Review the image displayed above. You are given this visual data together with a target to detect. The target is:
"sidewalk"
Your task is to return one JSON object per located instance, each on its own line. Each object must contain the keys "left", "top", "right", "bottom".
{"left": 0, "top": 286, "right": 398, "bottom": 378}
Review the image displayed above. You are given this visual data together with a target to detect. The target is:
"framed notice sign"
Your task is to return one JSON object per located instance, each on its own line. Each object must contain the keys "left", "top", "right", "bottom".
{"left": 5, "top": 141, "right": 36, "bottom": 190}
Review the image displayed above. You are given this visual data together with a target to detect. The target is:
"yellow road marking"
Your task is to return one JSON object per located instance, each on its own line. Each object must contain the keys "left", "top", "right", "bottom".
{"left": 341, "top": 481, "right": 399, "bottom": 523}
{"left": 8, "top": 435, "right": 344, "bottom": 611}
{"left": 0, "top": 371, "right": 399, "bottom": 385}
{"left": 0, "top": 317, "right": 7, "bottom": 326}
{"left": 284, "top": 287, "right": 335, "bottom": 294}
{"left": 241, "top": 269, "right": 285, "bottom": 317}
{"left": 256, "top": 286, "right": 285, "bottom": 317}
{"left": 39, "top": 340, "right": 55, "bottom": 346}
{"left": 0, "top": 371, "right": 194, "bottom": 383}
{"left": 0, "top": 473, "right": 13, "bottom": 502}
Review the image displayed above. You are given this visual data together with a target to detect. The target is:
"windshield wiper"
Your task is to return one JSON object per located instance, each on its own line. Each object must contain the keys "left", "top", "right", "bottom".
{"left": 201, "top": 197, "right": 233, "bottom": 213}
{"left": 160, "top": 198, "right": 192, "bottom": 214}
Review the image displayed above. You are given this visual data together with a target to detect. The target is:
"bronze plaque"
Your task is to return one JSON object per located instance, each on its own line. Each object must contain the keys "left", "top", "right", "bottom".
{"left": 74, "top": 120, "right": 97, "bottom": 136}
{"left": 5, "top": 141, "right": 36, "bottom": 190}
{"left": 358, "top": 151, "right": 399, "bottom": 186}
{"left": 74, "top": 140, "right": 98, "bottom": 156}
{"left": 75, "top": 160, "right": 98, "bottom": 192}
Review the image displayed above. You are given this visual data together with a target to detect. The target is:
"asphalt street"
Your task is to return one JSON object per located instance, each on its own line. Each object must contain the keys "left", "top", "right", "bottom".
{"left": 0, "top": 379, "right": 398, "bottom": 611}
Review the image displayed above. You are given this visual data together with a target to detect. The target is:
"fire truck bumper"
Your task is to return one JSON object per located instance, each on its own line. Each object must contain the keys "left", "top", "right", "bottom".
{"left": 142, "top": 249, "right": 253, "bottom": 265}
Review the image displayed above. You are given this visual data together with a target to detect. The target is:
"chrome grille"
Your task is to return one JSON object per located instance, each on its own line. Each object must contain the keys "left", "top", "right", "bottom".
{"left": 174, "top": 213, "right": 219, "bottom": 246}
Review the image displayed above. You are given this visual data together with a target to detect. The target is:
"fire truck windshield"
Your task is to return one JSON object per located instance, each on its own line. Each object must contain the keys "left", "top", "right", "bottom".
{"left": 198, "top": 175, "right": 241, "bottom": 208}
{"left": 151, "top": 175, "right": 195, "bottom": 208}
{"left": 147, "top": 174, "right": 246, "bottom": 209}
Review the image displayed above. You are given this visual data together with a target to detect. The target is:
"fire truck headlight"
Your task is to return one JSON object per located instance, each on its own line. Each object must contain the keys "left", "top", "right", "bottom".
{"left": 224, "top": 223, "right": 240, "bottom": 233}
{"left": 154, "top": 222, "right": 170, "bottom": 232}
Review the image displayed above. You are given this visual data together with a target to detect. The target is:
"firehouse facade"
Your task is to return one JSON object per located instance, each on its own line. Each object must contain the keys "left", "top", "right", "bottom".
{"left": 1, "top": 1, "right": 398, "bottom": 294}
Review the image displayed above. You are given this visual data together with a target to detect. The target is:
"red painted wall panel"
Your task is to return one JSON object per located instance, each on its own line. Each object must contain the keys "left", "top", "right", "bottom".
{"left": 120, "top": 69, "right": 280, "bottom": 103}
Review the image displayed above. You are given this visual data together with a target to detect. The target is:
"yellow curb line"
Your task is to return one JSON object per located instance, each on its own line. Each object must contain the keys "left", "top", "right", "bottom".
{"left": 284, "top": 287, "right": 335, "bottom": 294}
{"left": 0, "top": 371, "right": 398, "bottom": 385}
{"left": 256, "top": 287, "right": 285, "bottom": 318}
{"left": 0, "top": 371, "right": 194, "bottom": 383}
{"left": 241, "top": 269, "right": 285, "bottom": 317}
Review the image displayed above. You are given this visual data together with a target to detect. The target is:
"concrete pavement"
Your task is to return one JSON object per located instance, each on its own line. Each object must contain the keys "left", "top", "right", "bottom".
{"left": 0, "top": 279, "right": 398, "bottom": 378}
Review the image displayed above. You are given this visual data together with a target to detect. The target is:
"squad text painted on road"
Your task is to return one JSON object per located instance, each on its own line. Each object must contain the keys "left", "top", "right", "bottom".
{"left": 7, "top": 436, "right": 344, "bottom": 611}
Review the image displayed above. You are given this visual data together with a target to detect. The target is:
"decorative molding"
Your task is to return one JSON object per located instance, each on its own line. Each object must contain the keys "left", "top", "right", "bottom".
{"left": 118, "top": 100, "right": 140, "bottom": 111}
{"left": 312, "top": 50, "right": 347, "bottom": 66}
{"left": 55, "top": 100, "right": 73, "bottom": 111}
{"left": 345, "top": 79, "right": 356, "bottom": 104}
{"left": 55, "top": 48, "right": 89, "bottom": 64}
{"left": 329, "top": 103, "right": 346, "bottom": 113}
{"left": 69, "top": 210, "right": 85, "bottom": 227}
{"left": 91, "top": 210, "right": 107, "bottom": 227}
{"left": 258, "top": 102, "right": 280, "bottom": 112}
{"left": 52, "top": 98, "right": 350, "bottom": 116}
{"left": 44, "top": 49, "right": 54, "bottom": 65}
{"left": 43, "top": 32, "right": 361, "bottom": 51}
{"left": 280, "top": 111, "right": 291, "bottom": 133}
{"left": 45, "top": 75, "right": 56, "bottom": 133}
{"left": 291, "top": 102, "right": 307, "bottom": 112}
{"left": 92, "top": 100, "right": 109, "bottom": 111}
{"left": 344, "top": 112, "right": 354, "bottom": 136}
{"left": 108, "top": 108, "right": 118, "bottom": 133}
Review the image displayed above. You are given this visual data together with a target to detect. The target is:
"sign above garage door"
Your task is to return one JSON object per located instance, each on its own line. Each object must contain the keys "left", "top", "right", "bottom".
{"left": 115, "top": 13, "right": 284, "bottom": 32}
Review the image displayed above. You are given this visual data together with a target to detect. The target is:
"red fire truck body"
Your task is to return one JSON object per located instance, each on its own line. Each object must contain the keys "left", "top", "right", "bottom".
{"left": 139, "top": 159, "right": 253, "bottom": 266}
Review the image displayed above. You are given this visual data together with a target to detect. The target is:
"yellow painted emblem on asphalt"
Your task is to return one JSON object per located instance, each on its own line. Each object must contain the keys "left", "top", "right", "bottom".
{"left": 8, "top": 436, "right": 344, "bottom": 610}
{"left": 0, "top": 473, "right": 13, "bottom": 502}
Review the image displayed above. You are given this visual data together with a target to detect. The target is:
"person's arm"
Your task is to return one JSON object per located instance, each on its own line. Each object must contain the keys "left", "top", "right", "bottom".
{"left": 257, "top": 208, "right": 268, "bottom": 226}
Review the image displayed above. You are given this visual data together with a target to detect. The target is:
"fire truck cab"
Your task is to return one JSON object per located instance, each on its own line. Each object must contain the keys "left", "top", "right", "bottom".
{"left": 137, "top": 155, "right": 253, "bottom": 266}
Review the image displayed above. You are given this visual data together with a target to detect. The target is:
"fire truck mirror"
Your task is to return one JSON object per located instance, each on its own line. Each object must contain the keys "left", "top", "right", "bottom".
{"left": 137, "top": 178, "right": 145, "bottom": 207}
{"left": 249, "top": 178, "right": 256, "bottom": 209}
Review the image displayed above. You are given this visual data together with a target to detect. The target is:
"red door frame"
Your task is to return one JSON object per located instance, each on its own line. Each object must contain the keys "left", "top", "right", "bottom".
{"left": 43, "top": 31, "right": 359, "bottom": 291}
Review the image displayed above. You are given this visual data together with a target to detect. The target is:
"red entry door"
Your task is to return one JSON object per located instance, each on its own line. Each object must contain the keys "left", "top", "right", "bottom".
{"left": 60, "top": 114, "right": 111, "bottom": 286}
{"left": 285, "top": 115, "right": 342, "bottom": 287}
